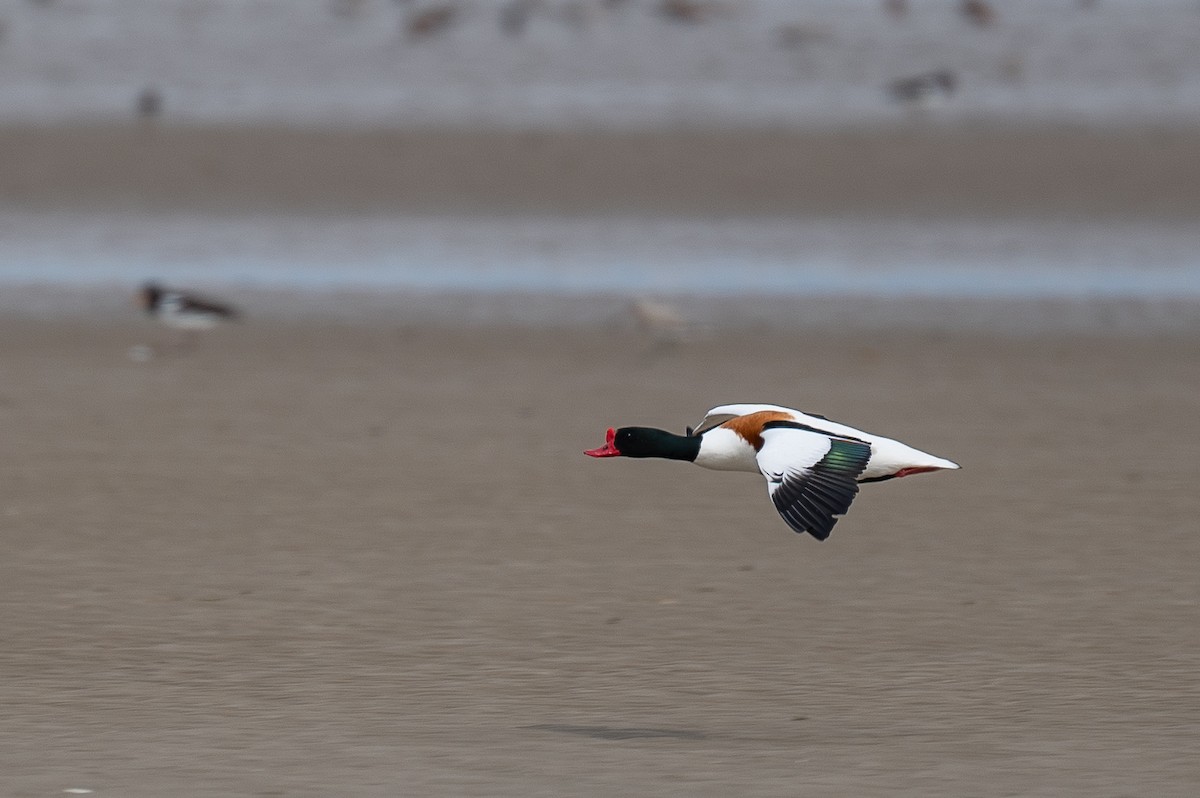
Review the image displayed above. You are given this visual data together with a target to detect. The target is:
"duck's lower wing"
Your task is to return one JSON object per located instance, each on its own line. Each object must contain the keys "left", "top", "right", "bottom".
{"left": 758, "top": 423, "right": 872, "bottom": 540}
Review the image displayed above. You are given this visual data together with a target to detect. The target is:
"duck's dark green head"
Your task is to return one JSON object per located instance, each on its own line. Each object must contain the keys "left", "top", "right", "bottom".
{"left": 584, "top": 426, "right": 701, "bottom": 462}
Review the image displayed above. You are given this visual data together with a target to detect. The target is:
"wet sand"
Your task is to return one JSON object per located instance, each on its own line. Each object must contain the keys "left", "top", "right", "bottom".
{"left": 2, "top": 317, "right": 1197, "bottom": 796}
{"left": 3, "top": 124, "right": 1200, "bottom": 219}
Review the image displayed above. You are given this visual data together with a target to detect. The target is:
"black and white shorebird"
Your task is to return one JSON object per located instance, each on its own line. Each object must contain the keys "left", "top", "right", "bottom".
{"left": 887, "top": 69, "right": 957, "bottom": 110}
{"left": 586, "top": 404, "right": 958, "bottom": 541}
{"left": 138, "top": 282, "right": 239, "bottom": 350}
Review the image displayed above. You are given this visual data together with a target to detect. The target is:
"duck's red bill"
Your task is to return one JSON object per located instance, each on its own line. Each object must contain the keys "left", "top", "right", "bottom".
{"left": 584, "top": 427, "right": 621, "bottom": 457}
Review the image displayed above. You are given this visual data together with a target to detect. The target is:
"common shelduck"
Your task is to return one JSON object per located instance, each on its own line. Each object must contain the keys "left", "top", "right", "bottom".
{"left": 585, "top": 404, "right": 959, "bottom": 541}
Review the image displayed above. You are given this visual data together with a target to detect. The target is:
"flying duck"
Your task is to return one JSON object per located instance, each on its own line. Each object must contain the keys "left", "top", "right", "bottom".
{"left": 585, "top": 404, "right": 959, "bottom": 540}
{"left": 139, "top": 282, "right": 239, "bottom": 331}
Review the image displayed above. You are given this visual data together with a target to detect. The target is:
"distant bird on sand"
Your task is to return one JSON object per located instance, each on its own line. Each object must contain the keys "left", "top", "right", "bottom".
{"left": 888, "top": 69, "right": 957, "bottom": 109}
{"left": 630, "top": 298, "right": 689, "bottom": 346}
{"left": 658, "top": 0, "right": 718, "bottom": 24}
{"left": 586, "top": 404, "right": 958, "bottom": 540}
{"left": 135, "top": 86, "right": 163, "bottom": 119}
{"left": 961, "top": 0, "right": 995, "bottom": 27}
{"left": 139, "top": 282, "right": 239, "bottom": 350}
{"left": 406, "top": 5, "right": 457, "bottom": 38}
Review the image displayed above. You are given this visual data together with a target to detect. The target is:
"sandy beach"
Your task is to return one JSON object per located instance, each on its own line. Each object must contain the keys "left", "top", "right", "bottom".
{"left": 2, "top": 317, "right": 1197, "bottom": 796}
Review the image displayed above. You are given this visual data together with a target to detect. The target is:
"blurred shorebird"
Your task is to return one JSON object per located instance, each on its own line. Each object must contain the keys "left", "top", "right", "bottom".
{"left": 961, "top": 0, "right": 995, "bottom": 27}
{"left": 138, "top": 282, "right": 239, "bottom": 351}
{"left": 658, "top": 0, "right": 718, "bottom": 24}
{"left": 888, "top": 69, "right": 957, "bottom": 110}
{"left": 630, "top": 298, "right": 689, "bottom": 348}
{"left": 406, "top": 5, "right": 457, "bottom": 38}
{"left": 135, "top": 86, "right": 163, "bottom": 119}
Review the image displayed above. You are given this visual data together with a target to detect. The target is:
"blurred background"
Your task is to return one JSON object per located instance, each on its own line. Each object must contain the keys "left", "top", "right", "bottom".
{"left": 0, "top": 0, "right": 1198, "bottom": 330}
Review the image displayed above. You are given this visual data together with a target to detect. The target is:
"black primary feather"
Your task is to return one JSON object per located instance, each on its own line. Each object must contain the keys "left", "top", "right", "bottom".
{"left": 769, "top": 439, "right": 871, "bottom": 540}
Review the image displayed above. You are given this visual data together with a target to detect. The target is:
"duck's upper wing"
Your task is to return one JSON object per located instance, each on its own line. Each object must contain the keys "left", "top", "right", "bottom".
{"left": 689, "top": 404, "right": 801, "bottom": 437}
{"left": 756, "top": 421, "right": 872, "bottom": 541}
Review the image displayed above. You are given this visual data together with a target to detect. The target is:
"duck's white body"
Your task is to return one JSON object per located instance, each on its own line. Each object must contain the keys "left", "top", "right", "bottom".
{"left": 691, "top": 404, "right": 959, "bottom": 482}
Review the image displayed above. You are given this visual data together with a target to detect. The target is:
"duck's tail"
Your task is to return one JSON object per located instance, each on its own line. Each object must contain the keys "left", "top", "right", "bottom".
{"left": 862, "top": 439, "right": 959, "bottom": 482}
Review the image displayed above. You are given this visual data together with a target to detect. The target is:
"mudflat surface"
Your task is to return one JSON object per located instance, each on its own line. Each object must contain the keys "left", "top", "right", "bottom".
{"left": 3, "top": 125, "right": 1200, "bottom": 220}
{"left": 1, "top": 318, "right": 1197, "bottom": 796}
